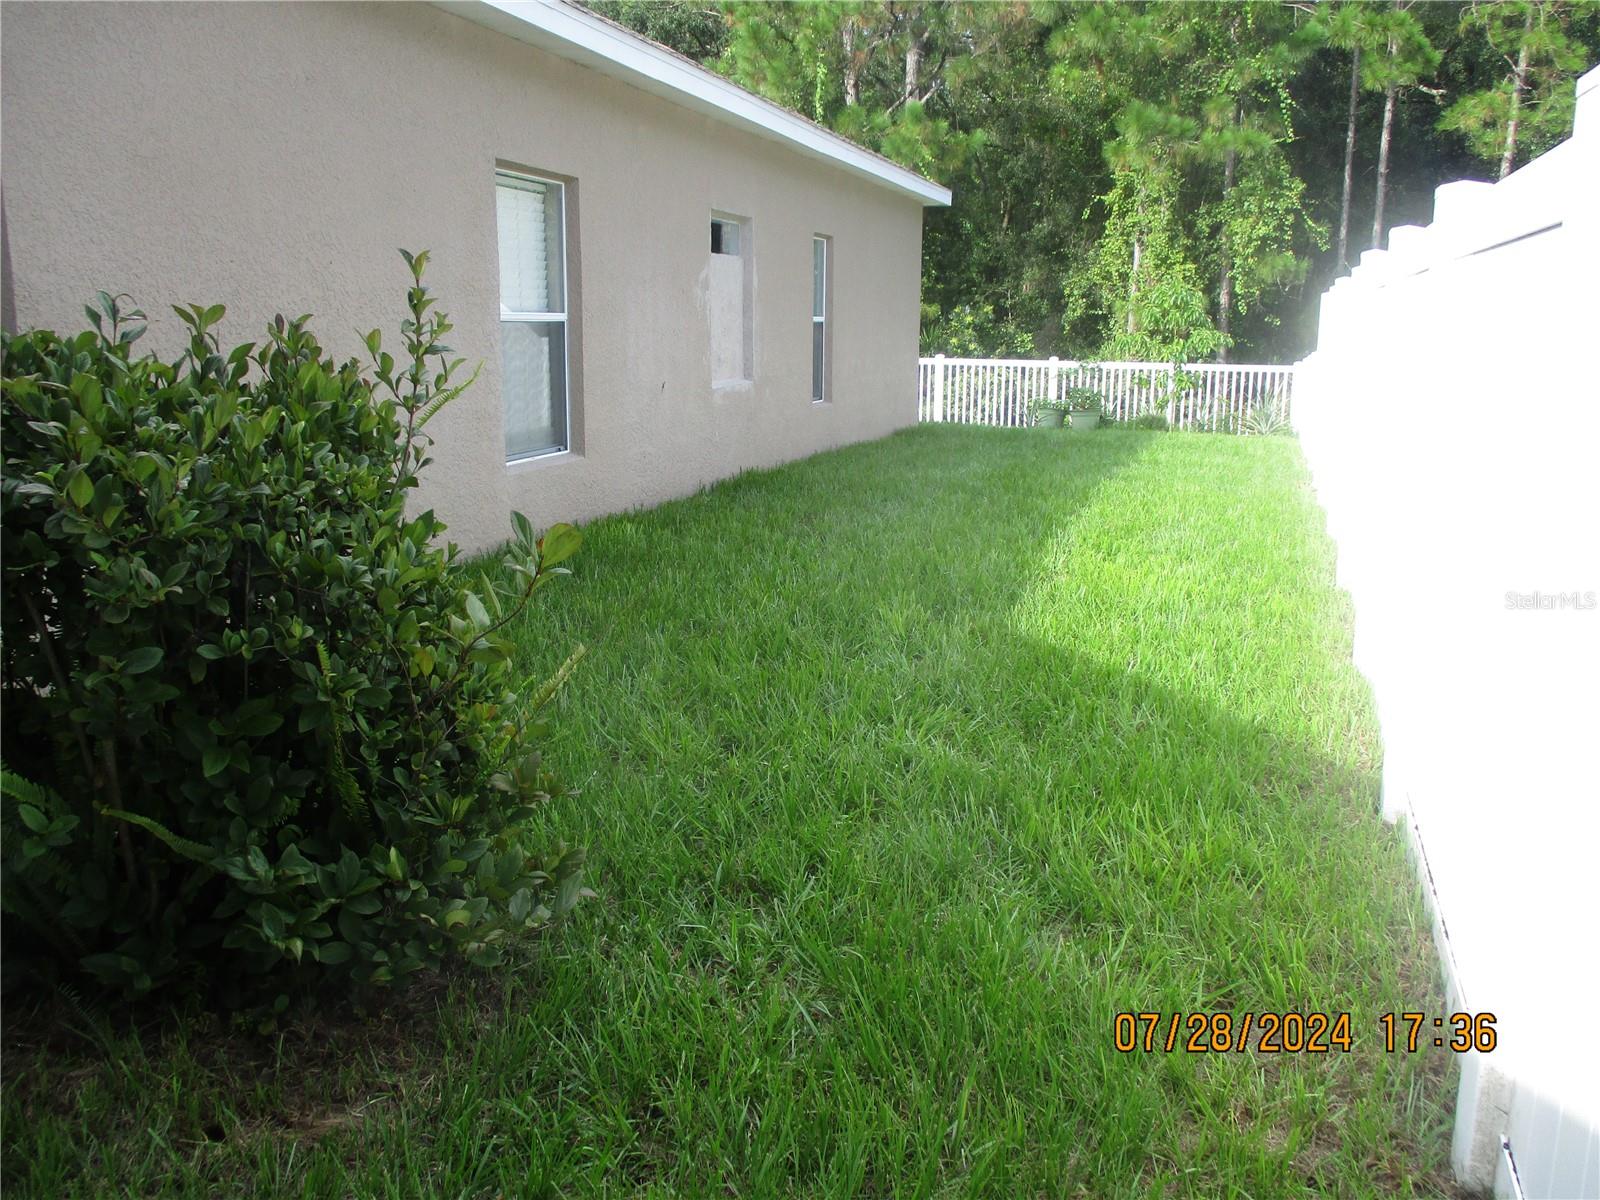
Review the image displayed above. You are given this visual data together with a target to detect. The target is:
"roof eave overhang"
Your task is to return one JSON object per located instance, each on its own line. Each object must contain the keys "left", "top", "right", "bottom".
{"left": 433, "top": 0, "right": 953, "bottom": 208}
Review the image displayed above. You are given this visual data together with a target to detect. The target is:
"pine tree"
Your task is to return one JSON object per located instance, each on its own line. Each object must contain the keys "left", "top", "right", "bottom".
{"left": 1316, "top": 3, "right": 1391, "bottom": 269}
{"left": 1368, "top": 3, "right": 1439, "bottom": 251}
{"left": 1442, "top": 1, "right": 1590, "bottom": 178}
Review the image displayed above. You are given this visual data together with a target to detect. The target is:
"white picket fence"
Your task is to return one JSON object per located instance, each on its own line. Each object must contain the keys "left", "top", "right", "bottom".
{"left": 917, "top": 356, "right": 1295, "bottom": 433}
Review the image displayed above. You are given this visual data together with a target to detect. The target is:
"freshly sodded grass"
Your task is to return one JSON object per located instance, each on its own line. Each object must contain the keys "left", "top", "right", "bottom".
{"left": 3, "top": 426, "right": 1462, "bottom": 1198}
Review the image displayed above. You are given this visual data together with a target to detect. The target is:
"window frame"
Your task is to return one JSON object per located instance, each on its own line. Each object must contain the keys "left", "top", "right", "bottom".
{"left": 812, "top": 235, "right": 829, "bottom": 404}
{"left": 496, "top": 168, "right": 571, "bottom": 463}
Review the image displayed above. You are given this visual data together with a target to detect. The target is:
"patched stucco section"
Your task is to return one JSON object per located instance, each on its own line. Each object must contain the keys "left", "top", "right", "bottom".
{"left": 708, "top": 230, "right": 750, "bottom": 386}
{"left": 1, "top": 1, "right": 926, "bottom": 554}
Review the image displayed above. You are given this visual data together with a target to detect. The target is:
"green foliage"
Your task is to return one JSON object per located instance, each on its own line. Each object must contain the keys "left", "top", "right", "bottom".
{"left": 712, "top": 2, "right": 992, "bottom": 180}
{"left": 584, "top": 0, "right": 727, "bottom": 60}
{"left": 1132, "top": 411, "right": 1171, "bottom": 431}
{"left": 920, "top": 302, "right": 1036, "bottom": 358}
{"left": 1316, "top": 2, "right": 1393, "bottom": 83}
{"left": 1214, "top": 150, "right": 1323, "bottom": 311}
{"left": 1441, "top": 1, "right": 1590, "bottom": 172}
{"left": 0, "top": 258, "right": 591, "bottom": 1004}
{"left": 1028, "top": 395, "right": 1066, "bottom": 426}
{"left": 593, "top": 2, "right": 1600, "bottom": 361}
{"left": 2, "top": 429, "right": 1463, "bottom": 1196}
{"left": 1064, "top": 387, "right": 1102, "bottom": 414}
{"left": 1098, "top": 251, "right": 1229, "bottom": 366}
{"left": 1057, "top": 5, "right": 1325, "bottom": 362}
{"left": 1241, "top": 387, "right": 1294, "bottom": 436}
{"left": 1364, "top": 4, "right": 1443, "bottom": 94}
{"left": 1060, "top": 94, "right": 1222, "bottom": 363}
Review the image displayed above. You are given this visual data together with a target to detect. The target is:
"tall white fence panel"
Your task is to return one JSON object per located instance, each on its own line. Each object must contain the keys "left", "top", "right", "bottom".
{"left": 917, "top": 356, "right": 1294, "bottom": 432}
{"left": 1294, "top": 64, "right": 1600, "bottom": 1200}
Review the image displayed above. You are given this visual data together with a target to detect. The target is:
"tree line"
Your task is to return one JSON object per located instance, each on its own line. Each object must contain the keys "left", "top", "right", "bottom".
{"left": 590, "top": 1, "right": 1598, "bottom": 364}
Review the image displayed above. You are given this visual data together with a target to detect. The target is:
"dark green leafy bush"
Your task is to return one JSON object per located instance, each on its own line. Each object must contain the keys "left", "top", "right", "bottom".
{"left": 1, "top": 253, "right": 590, "bottom": 1004}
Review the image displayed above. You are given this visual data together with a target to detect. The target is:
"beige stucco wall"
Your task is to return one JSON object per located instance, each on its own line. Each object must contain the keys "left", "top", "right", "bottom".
{"left": 0, "top": 2, "right": 926, "bottom": 554}
{"left": 707, "top": 244, "right": 749, "bottom": 385}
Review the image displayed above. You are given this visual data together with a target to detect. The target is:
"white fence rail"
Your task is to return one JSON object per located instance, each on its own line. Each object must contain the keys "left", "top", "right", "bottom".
{"left": 917, "top": 356, "right": 1295, "bottom": 433}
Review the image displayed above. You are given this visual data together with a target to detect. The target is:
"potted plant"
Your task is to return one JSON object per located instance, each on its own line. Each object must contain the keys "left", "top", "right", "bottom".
{"left": 1031, "top": 396, "right": 1067, "bottom": 428}
{"left": 1067, "top": 388, "right": 1102, "bottom": 430}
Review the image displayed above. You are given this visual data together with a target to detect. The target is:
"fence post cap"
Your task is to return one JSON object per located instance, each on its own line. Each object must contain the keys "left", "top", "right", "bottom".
{"left": 1048, "top": 355, "right": 1060, "bottom": 363}
{"left": 934, "top": 352, "right": 946, "bottom": 360}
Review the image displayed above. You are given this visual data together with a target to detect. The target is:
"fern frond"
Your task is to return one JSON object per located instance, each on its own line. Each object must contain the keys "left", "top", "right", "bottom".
{"left": 0, "top": 765, "right": 66, "bottom": 812}
{"left": 328, "top": 744, "right": 368, "bottom": 826}
{"left": 100, "top": 808, "right": 216, "bottom": 866}
{"left": 55, "top": 983, "right": 117, "bottom": 1057}
{"left": 0, "top": 766, "right": 89, "bottom": 937}
{"left": 315, "top": 642, "right": 369, "bottom": 826}
{"left": 414, "top": 361, "right": 483, "bottom": 430}
{"left": 527, "top": 644, "right": 586, "bottom": 714}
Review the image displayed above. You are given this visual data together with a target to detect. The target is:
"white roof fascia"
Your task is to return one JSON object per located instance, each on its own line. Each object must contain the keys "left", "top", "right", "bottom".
{"left": 434, "top": 0, "right": 953, "bottom": 207}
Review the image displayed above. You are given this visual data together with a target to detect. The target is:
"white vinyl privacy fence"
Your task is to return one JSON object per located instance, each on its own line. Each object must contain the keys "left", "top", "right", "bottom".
{"left": 1295, "top": 64, "right": 1599, "bottom": 1200}
{"left": 917, "top": 356, "right": 1294, "bottom": 432}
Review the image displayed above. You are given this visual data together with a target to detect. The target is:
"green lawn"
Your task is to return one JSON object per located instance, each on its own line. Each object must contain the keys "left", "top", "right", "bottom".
{"left": 4, "top": 426, "right": 1462, "bottom": 1198}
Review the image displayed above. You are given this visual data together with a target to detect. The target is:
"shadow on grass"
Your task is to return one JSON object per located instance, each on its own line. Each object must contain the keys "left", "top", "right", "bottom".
{"left": 1, "top": 426, "right": 1465, "bottom": 1199}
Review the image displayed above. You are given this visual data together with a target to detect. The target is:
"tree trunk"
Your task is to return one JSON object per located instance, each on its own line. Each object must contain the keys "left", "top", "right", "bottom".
{"left": 904, "top": 34, "right": 924, "bottom": 105}
{"left": 1127, "top": 233, "right": 1142, "bottom": 334}
{"left": 1217, "top": 106, "right": 1239, "bottom": 363}
{"left": 843, "top": 22, "right": 860, "bottom": 107}
{"left": 1499, "top": 6, "right": 1534, "bottom": 179}
{"left": 1338, "top": 47, "right": 1360, "bottom": 269}
{"left": 1372, "top": 77, "right": 1396, "bottom": 251}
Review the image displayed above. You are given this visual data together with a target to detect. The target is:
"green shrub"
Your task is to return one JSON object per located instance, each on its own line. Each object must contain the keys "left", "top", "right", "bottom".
{"left": 1241, "top": 395, "right": 1292, "bottom": 436}
{"left": 1028, "top": 395, "right": 1067, "bottom": 425}
{"left": 1, "top": 253, "right": 590, "bottom": 1005}
{"left": 1132, "top": 412, "right": 1170, "bottom": 431}
{"left": 1065, "top": 387, "right": 1103, "bottom": 414}
{"left": 920, "top": 302, "right": 1037, "bottom": 358}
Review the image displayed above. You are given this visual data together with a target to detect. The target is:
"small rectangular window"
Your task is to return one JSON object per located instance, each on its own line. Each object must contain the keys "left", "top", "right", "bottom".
{"left": 711, "top": 218, "right": 741, "bottom": 256}
{"left": 496, "top": 170, "right": 569, "bottom": 460}
{"left": 812, "top": 235, "right": 829, "bottom": 403}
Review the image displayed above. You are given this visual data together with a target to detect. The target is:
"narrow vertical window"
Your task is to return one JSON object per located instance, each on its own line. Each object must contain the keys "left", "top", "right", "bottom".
{"left": 812, "top": 235, "right": 828, "bottom": 403}
{"left": 710, "top": 212, "right": 751, "bottom": 385}
{"left": 496, "top": 170, "right": 568, "bottom": 460}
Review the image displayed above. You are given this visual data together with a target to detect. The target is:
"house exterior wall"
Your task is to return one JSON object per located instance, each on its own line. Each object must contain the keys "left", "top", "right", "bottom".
{"left": 0, "top": 1, "right": 926, "bottom": 554}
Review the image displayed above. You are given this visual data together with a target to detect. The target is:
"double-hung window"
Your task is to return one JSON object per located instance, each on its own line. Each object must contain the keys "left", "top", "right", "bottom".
{"left": 496, "top": 170, "right": 569, "bottom": 460}
{"left": 812, "top": 235, "right": 829, "bottom": 403}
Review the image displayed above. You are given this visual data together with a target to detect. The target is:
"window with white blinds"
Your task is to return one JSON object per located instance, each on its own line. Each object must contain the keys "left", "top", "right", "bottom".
{"left": 496, "top": 170, "right": 569, "bottom": 460}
